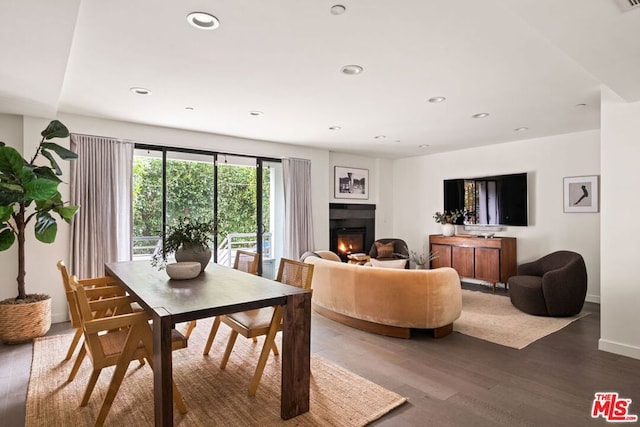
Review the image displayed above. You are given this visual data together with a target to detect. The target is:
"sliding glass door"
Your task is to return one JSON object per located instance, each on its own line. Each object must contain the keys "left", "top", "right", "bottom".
{"left": 132, "top": 146, "right": 281, "bottom": 277}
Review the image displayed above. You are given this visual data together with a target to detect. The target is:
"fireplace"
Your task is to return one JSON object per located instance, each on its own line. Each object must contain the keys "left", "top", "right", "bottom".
{"left": 329, "top": 203, "right": 375, "bottom": 262}
{"left": 336, "top": 227, "right": 366, "bottom": 256}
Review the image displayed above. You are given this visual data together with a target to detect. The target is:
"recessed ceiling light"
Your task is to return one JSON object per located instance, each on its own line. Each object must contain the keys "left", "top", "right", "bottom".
{"left": 514, "top": 127, "right": 528, "bottom": 132}
{"left": 341, "top": 65, "right": 363, "bottom": 75}
{"left": 248, "top": 111, "right": 264, "bottom": 117}
{"left": 575, "top": 103, "right": 587, "bottom": 108}
{"left": 130, "top": 87, "right": 151, "bottom": 95}
{"left": 329, "top": 126, "right": 342, "bottom": 131}
{"left": 472, "top": 113, "right": 489, "bottom": 119}
{"left": 187, "top": 12, "right": 220, "bottom": 30}
{"left": 374, "top": 135, "right": 386, "bottom": 139}
{"left": 428, "top": 96, "right": 446, "bottom": 103}
{"left": 418, "top": 144, "right": 429, "bottom": 148}
{"left": 330, "top": 5, "right": 346, "bottom": 15}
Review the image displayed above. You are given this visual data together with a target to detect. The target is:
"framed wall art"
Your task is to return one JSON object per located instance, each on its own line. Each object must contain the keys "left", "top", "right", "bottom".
{"left": 334, "top": 166, "right": 369, "bottom": 199}
{"left": 563, "top": 175, "right": 599, "bottom": 213}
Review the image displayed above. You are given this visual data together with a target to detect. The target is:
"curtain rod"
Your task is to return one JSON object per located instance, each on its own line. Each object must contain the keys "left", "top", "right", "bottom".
{"left": 71, "top": 133, "right": 283, "bottom": 163}
{"left": 70, "top": 132, "right": 136, "bottom": 144}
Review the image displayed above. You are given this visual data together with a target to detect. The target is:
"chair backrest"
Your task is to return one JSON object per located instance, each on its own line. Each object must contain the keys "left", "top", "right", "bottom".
{"left": 369, "top": 238, "right": 409, "bottom": 260}
{"left": 69, "top": 275, "right": 143, "bottom": 361}
{"left": 275, "top": 258, "right": 314, "bottom": 290}
{"left": 234, "top": 250, "right": 260, "bottom": 275}
{"left": 58, "top": 260, "right": 81, "bottom": 328}
{"left": 57, "top": 260, "right": 126, "bottom": 328}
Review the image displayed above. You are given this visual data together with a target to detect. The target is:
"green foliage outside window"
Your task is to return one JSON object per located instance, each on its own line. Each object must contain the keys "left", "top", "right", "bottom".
{"left": 132, "top": 155, "right": 270, "bottom": 255}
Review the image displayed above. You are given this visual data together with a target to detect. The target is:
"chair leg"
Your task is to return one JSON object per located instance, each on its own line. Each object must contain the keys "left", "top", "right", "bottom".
{"left": 64, "top": 328, "right": 83, "bottom": 361}
{"left": 68, "top": 345, "right": 86, "bottom": 382}
{"left": 249, "top": 306, "right": 283, "bottom": 396}
{"left": 271, "top": 341, "right": 279, "bottom": 356}
{"left": 172, "top": 380, "right": 188, "bottom": 414}
{"left": 80, "top": 368, "right": 102, "bottom": 407}
{"left": 184, "top": 320, "right": 197, "bottom": 340}
{"left": 202, "top": 317, "right": 221, "bottom": 355}
{"left": 94, "top": 325, "right": 143, "bottom": 427}
{"left": 252, "top": 337, "right": 258, "bottom": 343}
{"left": 220, "top": 330, "right": 239, "bottom": 369}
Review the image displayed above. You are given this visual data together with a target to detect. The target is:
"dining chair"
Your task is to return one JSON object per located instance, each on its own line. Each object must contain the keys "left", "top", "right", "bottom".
{"left": 202, "top": 250, "right": 260, "bottom": 355}
{"left": 57, "top": 261, "right": 129, "bottom": 377}
{"left": 69, "top": 275, "right": 188, "bottom": 426}
{"left": 217, "top": 258, "right": 313, "bottom": 396}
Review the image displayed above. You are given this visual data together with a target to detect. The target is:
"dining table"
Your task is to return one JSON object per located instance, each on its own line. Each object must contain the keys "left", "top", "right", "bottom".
{"left": 105, "top": 260, "right": 311, "bottom": 427}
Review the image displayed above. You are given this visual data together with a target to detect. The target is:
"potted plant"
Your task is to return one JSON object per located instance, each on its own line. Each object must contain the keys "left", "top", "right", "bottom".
{"left": 409, "top": 246, "right": 439, "bottom": 269}
{"left": 0, "top": 120, "right": 78, "bottom": 343}
{"left": 433, "top": 210, "right": 465, "bottom": 237}
{"left": 151, "top": 216, "right": 215, "bottom": 272}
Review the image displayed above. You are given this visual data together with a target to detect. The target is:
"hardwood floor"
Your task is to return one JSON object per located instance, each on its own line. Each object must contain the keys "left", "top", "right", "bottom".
{"left": 2, "top": 283, "right": 639, "bottom": 426}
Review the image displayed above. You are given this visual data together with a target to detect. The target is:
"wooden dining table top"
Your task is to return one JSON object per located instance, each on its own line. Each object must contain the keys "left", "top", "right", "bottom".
{"left": 105, "top": 260, "right": 309, "bottom": 322}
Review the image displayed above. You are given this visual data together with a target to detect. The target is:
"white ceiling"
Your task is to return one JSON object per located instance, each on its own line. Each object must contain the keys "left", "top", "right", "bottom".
{"left": 1, "top": 0, "right": 639, "bottom": 158}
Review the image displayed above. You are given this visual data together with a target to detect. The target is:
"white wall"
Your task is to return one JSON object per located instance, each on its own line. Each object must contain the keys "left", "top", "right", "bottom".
{"left": 0, "top": 113, "right": 332, "bottom": 323}
{"left": 392, "top": 130, "right": 601, "bottom": 302}
{"left": 329, "top": 152, "right": 394, "bottom": 239}
{"left": 599, "top": 89, "right": 640, "bottom": 359}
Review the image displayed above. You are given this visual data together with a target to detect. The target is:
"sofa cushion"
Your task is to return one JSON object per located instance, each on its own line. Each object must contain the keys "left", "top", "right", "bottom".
{"left": 374, "top": 241, "right": 395, "bottom": 258}
{"left": 370, "top": 258, "right": 407, "bottom": 269}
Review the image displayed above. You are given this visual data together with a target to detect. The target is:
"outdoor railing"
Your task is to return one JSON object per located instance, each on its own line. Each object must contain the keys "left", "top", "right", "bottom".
{"left": 132, "top": 233, "right": 272, "bottom": 267}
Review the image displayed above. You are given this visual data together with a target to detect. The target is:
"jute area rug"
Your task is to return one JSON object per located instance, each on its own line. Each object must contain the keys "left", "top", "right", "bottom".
{"left": 26, "top": 318, "right": 406, "bottom": 426}
{"left": 453, "top": 289, "right": 589, "bottom": 350}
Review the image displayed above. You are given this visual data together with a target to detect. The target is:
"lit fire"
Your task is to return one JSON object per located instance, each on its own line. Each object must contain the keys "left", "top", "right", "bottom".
{"left": 338, "top": 242, "right": 353, "bottom": 254}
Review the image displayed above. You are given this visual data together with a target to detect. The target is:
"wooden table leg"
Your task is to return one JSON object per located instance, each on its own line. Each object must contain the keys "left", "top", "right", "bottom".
{"left": 153, "top": 312, "right": 174, "bottom": 427}
{"left": 280, "top": 292, "right": 311, "bottom": 419}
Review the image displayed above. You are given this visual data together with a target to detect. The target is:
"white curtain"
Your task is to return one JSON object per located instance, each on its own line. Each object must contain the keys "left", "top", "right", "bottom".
{"left": 69, "top": 134, "right": 134, "bottom": 278}
{"left": 282, "top": 158, "right": 314, "bottom": 259}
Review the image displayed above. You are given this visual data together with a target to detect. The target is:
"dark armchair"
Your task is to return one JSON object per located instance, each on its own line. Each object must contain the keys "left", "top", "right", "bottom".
{"left": 369, "top": 238, "right": 410, "bottom": 268}
{"left": 508, "top": 250, "right": 587, "bottom": 316}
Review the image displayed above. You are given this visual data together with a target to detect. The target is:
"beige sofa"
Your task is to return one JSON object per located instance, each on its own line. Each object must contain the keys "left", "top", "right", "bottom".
{"left": 304, "top": 254, "right": 462, "bottom": 338}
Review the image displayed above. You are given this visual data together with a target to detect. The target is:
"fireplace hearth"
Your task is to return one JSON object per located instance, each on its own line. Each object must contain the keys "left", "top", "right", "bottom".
{"left": 329, "top": 203, "right": 375, "bottom": 262}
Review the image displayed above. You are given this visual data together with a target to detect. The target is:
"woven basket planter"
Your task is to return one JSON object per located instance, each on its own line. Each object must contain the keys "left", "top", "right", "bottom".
{"left": 0, "top": 297, "right": 51, "bottom": 344}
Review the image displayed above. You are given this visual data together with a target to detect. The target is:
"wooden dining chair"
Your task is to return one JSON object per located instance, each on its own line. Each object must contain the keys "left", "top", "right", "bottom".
{"left": 202, "top": 250, "right": 260, "bottom": 355}
{"left": 217, "top": 258, "right": 313, "bottom": 396}
{"left": 69, "top": 275, "right": 188, "bottom": 426}
{"left": 57, "top": 261, "right": 132, "bottom": 379}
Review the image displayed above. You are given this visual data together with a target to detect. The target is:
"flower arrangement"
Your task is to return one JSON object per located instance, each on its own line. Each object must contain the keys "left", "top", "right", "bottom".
{"left": 433, "top": 210, "right": 465, "bottom": 224}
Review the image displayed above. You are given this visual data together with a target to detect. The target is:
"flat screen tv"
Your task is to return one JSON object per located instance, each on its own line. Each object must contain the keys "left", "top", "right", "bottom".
{"left": 444, "top": 172, "right": 528, "bottom": 226}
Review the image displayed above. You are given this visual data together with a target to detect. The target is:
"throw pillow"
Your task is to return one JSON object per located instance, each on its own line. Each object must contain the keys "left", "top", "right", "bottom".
{"left": 375, "top": 241, "right": 395, "bottom": 259}
{"left": 370, "top": 258, "right": 407, "bottom": 269}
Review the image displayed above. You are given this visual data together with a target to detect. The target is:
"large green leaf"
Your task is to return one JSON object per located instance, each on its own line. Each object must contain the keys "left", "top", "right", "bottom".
{"left": 35, "top": 212, "right": 57, "bottom": 243}
{"left": 0, "top": 186, "right": 23, "bottom": 205}
{"left": 40, "top": 150, "right": 62, "bottom": 175}
{"left": 32, "top": 166, "right": 62, "bottom": 182}
{"left": 0, "top": 228, "right": 15, "bottom": 251}
{"left": 41, "top": 142, "right": 77, "bottom": 160}
{"left": 0, "top": 146, "right": 24, "bottom": 176}
{"left": 35, "top": 192, "right": 62, "bottom": 211}
{"left": 24, "top": 178, "right": 59, "bottom": 201}
{"left": 41, "top": 120, "right": 69, "bottom": 140}
{"left": 0, "top": 205, "right": 12, "bottom": 222}
{"left": 55, "top": 205, "right": 78, "bottom": 222}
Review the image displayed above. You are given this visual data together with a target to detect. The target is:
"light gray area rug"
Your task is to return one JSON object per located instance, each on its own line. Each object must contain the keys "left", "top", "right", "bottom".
{"left": 454, "top": 289, "right": 589, "bottom": 349}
